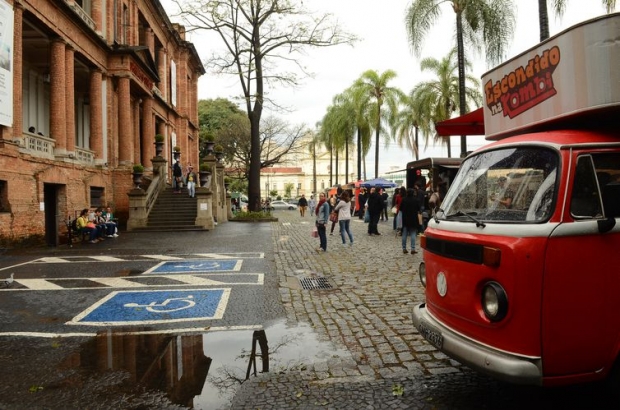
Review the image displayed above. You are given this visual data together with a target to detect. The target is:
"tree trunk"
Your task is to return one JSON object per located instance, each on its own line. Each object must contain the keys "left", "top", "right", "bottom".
{"left": 414, "top": 125, "right": 419, "bottom": 161}
{"left": 374, "top": 112, "right": 380, "bottom": 178}
{"left": 456, "top": 11, "right": 467, "bottom": 158}
{"left": 345, "top": 139, "right": 349, "bottom": 184}
{"left": 539, "top": 0, "right": 550, "bottom": 41}
{"left": 329, "top": 144, "right": 333, "bottom": 187}
{"left": 357, "top": 127, "right": 362, "bottom": 181}
{"left": 248, "top": 112, "right": 262, "bottom": 211}
{"left": 335, "top": 149, "right": 339, "bottom": 185}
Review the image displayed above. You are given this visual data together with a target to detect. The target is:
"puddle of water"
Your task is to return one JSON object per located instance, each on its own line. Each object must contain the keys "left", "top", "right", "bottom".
{"left": 71, "top": 319, "right": 348, "bottom": 409}
{"left": 195, "top": 319, "right": 350, "bottom": 409}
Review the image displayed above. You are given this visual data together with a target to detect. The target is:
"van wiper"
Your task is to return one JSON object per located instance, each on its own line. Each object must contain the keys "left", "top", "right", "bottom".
{"left": 446, "top": 211, "right": 486, "bottom": 228}
{"left": 434, "top": 208, "right": 444, "bottom": 223}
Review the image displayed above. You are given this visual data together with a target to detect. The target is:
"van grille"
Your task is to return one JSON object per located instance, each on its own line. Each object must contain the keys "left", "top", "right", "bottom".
{"left": 425, "top": 237, "right": 483, "bottom": 264}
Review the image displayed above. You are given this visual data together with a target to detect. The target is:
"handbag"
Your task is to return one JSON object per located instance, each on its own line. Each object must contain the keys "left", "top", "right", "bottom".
{"left": 391, "top": 206, "right": 398, "bottom": 214}
{"left": 329, "top": 212, "right": 338, "bottom": 223}
{"left": 364, "top": 209, "right": 370, "bottom": 223}
{"left": 311, "top": 226, "right": 318, "bottom": 238}
{"left": 86, "top": 222, "right": 96, "bottom": 229}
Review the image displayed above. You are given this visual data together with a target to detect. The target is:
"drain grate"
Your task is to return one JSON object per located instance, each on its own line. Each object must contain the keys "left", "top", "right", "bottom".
{"left": 299, "top": 277, "right": 332, "bottom": 290}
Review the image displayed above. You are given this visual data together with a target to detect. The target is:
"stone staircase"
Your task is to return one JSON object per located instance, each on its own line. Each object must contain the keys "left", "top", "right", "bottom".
{"left": 133, "top": 187, "right": 206, "bottom": 232}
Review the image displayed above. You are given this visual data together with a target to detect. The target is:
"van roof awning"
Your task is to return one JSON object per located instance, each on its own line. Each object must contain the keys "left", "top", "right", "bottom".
{"left": 435, "top": 108, "right": 485, "bottom": 136}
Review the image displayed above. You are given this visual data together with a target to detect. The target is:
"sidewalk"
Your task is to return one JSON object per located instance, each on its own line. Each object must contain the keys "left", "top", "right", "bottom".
{"left": 230, "top": 211, "right": 465, "bottom": 409}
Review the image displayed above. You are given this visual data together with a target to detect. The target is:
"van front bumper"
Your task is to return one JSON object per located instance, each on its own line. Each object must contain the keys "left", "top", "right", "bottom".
{"left": 412, "top": 303, "right": 543, "bottom": 385}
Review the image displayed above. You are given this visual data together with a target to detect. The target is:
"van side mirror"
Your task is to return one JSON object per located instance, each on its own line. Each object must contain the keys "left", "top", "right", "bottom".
{"left": 597, "top": 217, "right": 616, "bottom": 234}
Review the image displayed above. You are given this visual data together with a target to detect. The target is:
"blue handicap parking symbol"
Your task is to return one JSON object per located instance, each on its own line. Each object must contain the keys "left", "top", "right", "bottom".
{"left": 69, "top": 288, "right": 231, "bottom": 325}
{"left": 145, "top": 259, "right": 242, "bottom": 274}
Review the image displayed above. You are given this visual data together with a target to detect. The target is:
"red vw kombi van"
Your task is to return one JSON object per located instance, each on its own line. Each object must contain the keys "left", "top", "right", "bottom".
{"left": 413, "top": 13, "right": 620, "bottom": 387}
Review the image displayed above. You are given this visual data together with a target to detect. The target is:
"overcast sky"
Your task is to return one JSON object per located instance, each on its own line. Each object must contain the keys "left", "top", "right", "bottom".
{"left": 163, "top": 0, "right": 616, "bottom": 175}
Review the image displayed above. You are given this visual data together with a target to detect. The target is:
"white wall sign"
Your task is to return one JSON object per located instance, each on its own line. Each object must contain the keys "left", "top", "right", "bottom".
{"left": 0, "top": 0, "right": 14, "bottom": 126}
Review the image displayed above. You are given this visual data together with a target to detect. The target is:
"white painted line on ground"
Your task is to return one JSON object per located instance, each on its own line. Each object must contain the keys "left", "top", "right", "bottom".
{"left": 0, "top": 273, "right": 265, "bottom": 291}
{"left": 90, "top": 277, "right": 144, "bottom": 288}
{"left": 192, "top": 253, "right": 235, "bottom": 259}
{"left": 90, "top": 256, "right": 126, "bottom": 262}
{"left": 171, "top": 275, "right": 226, "bottom": 286}
{"left": 141, "top": 255, "right": 185, "bottom": 260}
{"left": 36, "top": 257, "right": 70, "bottom": 263}
{"left": 0, "top": 325, "right": 264, "bottom": 339}
{"left": 15, "top": 279, "right": 64, "bottom": 290}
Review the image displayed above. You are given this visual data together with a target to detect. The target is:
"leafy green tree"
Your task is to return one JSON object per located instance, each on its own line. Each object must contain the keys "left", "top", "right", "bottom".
{"left": 405, "top": 0, "right": 515, "bottom": 157}
{"left": 269, "top": 190, "right": 278, "bottom": 199}
{"left": 334, "top": 88, "right": 371, "bottom": 181}
{"left": 352, "top": 70, "right": 405, "bottom": 178}
{"left": 173, "top": 0, "right": 356, "bottom": 211}
{"left": 408, "top": 49, "right": 482, "bottom": 157}
{"left": 198, "top": 99, "right": 247, "bottom": 159}
{"left": 538, "top": 0, "right": 616, "bottom": 41}
{"left": 284, "top": 182, "right": 294, "bottom": 199}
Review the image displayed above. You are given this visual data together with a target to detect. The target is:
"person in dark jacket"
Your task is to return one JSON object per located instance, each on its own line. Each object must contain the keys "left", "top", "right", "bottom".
{"left": 367, "top": 186, "right": 383, "bottom": 235}
{"left": 298, "top": 194, "right": 308, "bottom": 217}
{"left": 358, "top": 188, "right": 368, "bottom": 219}
{"left": 400, "top": 187, "right": 422, "bottom": 253}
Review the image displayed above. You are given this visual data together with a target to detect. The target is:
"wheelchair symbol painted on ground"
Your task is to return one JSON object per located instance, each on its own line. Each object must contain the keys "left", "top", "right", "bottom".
{"left": 124, "top": 295, "right": 196, "bottom": 312}
{"left": 67, "top": 288, "right": 231, "bottom": 326}
{"left": 144, "top": 259, "right": 242, "bottom": 274}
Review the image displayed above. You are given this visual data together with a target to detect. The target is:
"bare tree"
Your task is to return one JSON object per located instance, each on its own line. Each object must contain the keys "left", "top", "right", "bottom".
{"left": 171, "top": 0, "right": 357, "bottom": 211}
{"left": 217, "top": 115, "right": 309, "bottom": 180}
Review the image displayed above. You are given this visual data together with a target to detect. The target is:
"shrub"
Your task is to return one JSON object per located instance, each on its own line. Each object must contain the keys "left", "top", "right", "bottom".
{"left": 199, "top": 163, "right": 212, "bottom": 172}
{"left": 214, "top": 144, "right": 224, "bottom": 152}
{"left": 132, "top": 164, "right": 144, "bottom": 173}
{"left": 173, "top": 146, "right": 181, "bottom": 152}
{"left": 154, "top": 134, "right": 164, "bottom": 142}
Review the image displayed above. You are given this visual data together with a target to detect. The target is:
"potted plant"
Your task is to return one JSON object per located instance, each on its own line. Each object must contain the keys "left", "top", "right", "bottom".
{"left": 204, "top": 134, "right": 216, "bottom": 156}
{"left": 154, "top": 134, "right": 165, "bottom": 157}
{"left": 224, "top": 176, "right": 232, "bottom": 192}
{"left": 199, "top": 163, "right": 212, "bottom": 187}
{"left": 132, "top": 164, "right": 145, "bottom": 189}
{"left": 214, "top": 144, "right": 224, "bottom": 162}
{"left": 173, "top": 145, "right": 181, "bottom": 160}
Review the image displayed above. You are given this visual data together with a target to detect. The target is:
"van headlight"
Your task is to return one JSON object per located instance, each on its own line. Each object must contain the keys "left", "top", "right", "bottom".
{"left": 481, "top": 281, "right": 508, "bottom": 322}
{"left": 419, "top": 262, "right": 426, "bottom": 288}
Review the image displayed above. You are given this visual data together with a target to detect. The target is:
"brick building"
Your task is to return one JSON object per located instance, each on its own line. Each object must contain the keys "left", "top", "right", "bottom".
{"left": 0, "top": 0, "right": 204, "bottom": 246}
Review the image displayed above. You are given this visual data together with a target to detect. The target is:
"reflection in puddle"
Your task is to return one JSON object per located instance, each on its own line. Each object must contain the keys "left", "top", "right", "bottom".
{"left": 71, "top": 319, "right": 347, "bottom": 409}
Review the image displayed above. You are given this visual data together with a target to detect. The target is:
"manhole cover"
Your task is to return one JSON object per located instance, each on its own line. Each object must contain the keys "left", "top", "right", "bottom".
{"left": 299, "top": 277, "right": 332, "bottom": 290}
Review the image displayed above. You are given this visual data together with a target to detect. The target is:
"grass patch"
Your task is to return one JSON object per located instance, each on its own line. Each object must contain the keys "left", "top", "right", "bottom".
{"left": 230, "top": 211, "right": 278, "bottom": 222}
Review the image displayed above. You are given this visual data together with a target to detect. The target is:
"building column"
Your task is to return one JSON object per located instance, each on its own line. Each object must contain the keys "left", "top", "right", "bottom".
{"left": 118, "top": 76, "right": 132, "bottom": 165}
{"left": 133, "top": 98, "right": 140, "bottom": 165}
{"left": 89, "top": 70, "right": 103, "bottom": 163}
{"left": 65, "top": 46, "right": 75, "bottom": 154}
{"left": 157, "top": 48, "right": 167, "bottom": 101}
{"left": 141, "top": 96, "right": 153, "bottom": 167}
{"left": 50, "top": 39, "right": 67, "bottom": 154}
{"left": 10, "top": 3, "right": 24, "bottom": 141}
{"left": 92, "top": 0, "right": 103, "bottom": 36}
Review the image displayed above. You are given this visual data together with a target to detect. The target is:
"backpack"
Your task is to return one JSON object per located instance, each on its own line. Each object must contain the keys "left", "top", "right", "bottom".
{"left": 71, "top": 218, "right": 79, "bottom": 232}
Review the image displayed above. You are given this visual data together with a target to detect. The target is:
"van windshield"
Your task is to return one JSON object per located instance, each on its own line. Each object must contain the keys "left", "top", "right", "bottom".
{"left": 438, "top": 147, "right": 559, "bottom": 223}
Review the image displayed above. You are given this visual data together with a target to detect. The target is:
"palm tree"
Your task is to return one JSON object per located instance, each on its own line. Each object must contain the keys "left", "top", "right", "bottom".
{"left": 393, "top": 94, "right": 423, "bottom": 161}
{"left": 538, "top": 0, "right": 617, "bottom": 41}
{"left": 352, "top": 70, "right": 405, "bottom": 178}
{"left": 405, "top": 0, "right": 515, "bottom": 157}
{"left": 337, "top": 86, "right": 372, "bottom": 181}
{"left": 408, "top": 49, "right": 482, "bottom": 157}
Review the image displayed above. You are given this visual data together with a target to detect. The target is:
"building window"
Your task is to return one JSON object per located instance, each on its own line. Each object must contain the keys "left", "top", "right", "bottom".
{"left": 0, "top": 180, "right": 8, "bottom": 212}
{"left": 90, "top": 187, "right": 104, "bottom": 208}
{"left": 22, "top": 69, "right": 50, "bottom": 136}
{"left": 272, "top": 183, "right": 277, "bottom": 190}
{"left": 75, "top": 97, "right": 90, "bottom": 149}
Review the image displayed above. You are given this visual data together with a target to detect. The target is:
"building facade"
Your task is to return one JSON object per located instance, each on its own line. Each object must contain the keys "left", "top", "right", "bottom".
{"left": 0, "top": 0, "right": 204, "bottom": 246}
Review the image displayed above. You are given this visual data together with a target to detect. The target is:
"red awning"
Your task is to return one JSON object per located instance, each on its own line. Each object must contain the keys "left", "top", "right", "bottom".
{"left": 435, "top": 107, "right": 484, "bottom": 136}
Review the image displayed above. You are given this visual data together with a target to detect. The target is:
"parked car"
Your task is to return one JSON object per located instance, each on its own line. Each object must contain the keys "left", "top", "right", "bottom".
{"left": 269, "top": 200, "right": 296, "bottom": 210}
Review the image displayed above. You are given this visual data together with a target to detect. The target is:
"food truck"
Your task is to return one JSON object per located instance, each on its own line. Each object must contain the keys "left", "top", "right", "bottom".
{"left": 412, "top": 13, "right": 620, "bottom": 387}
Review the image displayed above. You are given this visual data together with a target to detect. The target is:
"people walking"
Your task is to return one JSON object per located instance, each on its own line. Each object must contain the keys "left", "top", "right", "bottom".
{"left": 358, "top": 188, "right": 368, "bottom": 219}
{"left": 172, "top": 160, "right": 183, "bottom": 193}
{"left": 380, "top": 189, "right": 389, "bottom": 221}
{"left": 400, "top": 187, "right": 422, "bottom": 254}
{"left": 298, "top": 194, "right": 308, "bottom": 217}
{"left": 334, "top": 191, "right": 354, "bottom": 245}
{"left": 366, "top": 186, "right": 382, "bottom": 235}
{"left": 308, "top": 195, "right": 317, "bottom": 215}
{"left": 186, "top": 165, "right": 197, "bottom": 198}
{"left": 328, "top": 194, "right": 339, "bottom": 235}
{"left": 315, "top": 193, "right": 330, "bottom": 252}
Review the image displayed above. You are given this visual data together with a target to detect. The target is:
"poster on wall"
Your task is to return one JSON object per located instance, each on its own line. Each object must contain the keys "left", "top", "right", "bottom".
{"left": 0, "top": 0, "right": 13, "bottom": 126}
{"left": 170, "top": 59, "right": 177, "bottom": 108}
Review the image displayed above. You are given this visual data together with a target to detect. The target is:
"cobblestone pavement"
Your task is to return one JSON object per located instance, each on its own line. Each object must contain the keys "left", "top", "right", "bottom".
{"left": 231, "top": 211, "right": 469, "bottom": 409}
